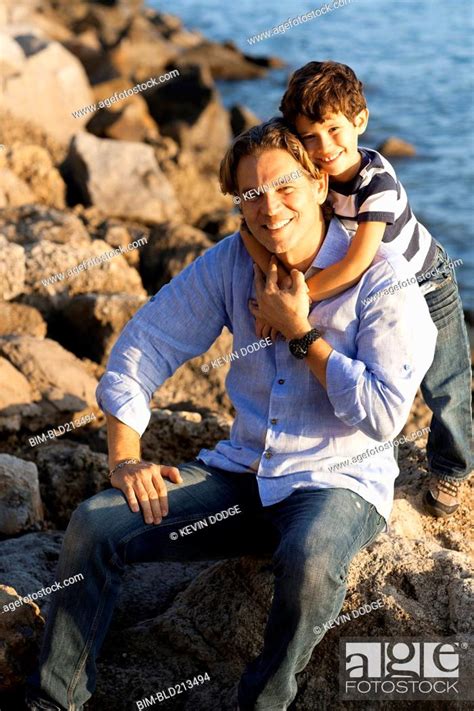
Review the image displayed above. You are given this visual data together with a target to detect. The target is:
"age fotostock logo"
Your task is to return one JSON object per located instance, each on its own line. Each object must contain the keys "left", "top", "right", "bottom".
{"left": 340, "top": 638, "right": 472, "bottom": 701}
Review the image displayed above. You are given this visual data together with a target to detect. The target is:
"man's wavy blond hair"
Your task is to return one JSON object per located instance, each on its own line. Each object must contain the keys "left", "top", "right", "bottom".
{"left": 219, "top": 117, "right": 321, "bottom": 197}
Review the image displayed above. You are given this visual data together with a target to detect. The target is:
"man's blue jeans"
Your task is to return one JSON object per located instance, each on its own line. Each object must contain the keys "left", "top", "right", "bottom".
{"left": 419, "top": 244, "right": 473, "bottom": 482}
{"left": 28, "top": 461, "right": 385, "bottom": 710}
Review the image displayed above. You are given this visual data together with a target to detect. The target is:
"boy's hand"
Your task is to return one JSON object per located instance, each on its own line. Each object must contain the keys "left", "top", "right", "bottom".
{"left": 254, "top": 315, "right": 281, "bottom": 342}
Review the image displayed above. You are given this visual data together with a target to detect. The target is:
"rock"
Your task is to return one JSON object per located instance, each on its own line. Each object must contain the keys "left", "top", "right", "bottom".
{"left": 34, "top": 442, "right": 109, "bottom": 528}
{"left": 1, "top": 35, "right": 94, "bottom": 142}
{"left": 0, "top": 357, "right": 40, "bottom": 433}
{"left": 230, "top": 104, "right": 260, "bottom": 136}
{"left": 196, "top": 210, "right": 241, "bottom": 242}
{"left": 0, "top": 532, "right": 65, "bottom": 614}
{"left": 160, "top": 148, "right": 231, "bottom": 224}
{"left": 0, "top": 109, "right": 66, "bottom": 165}
{"left": 150, "top": 328, "right": 234, "bottom": 416}
{"left": 66, "top": 132, "right": 182, "bottom": 224}
{"left": 56, "top": 293, "right": 148, "bottom": 364}
{"left": 388, "top": 497, "right": 425, "bottom": 539}
{"left": 95, "top": 220, "right": 150, "bottom": 268}
{"left": 0, "top": 168, "right": 35, "bottom": 208}
{"left": 63, "top": 29, "right": 117, "bottom": 85}
{"left": 24, "top": 238, "right": 146, "bottom": 313}
{"left": 141, "top": 409, "right": 232, "bottom": 466}
{"left": 377, "top": 136, "right": 416, "bottom": 157}
{"left": 0, "top": 142, "right": 66, "bottom": 208}
{"left": 0, "top": 530, "right": 211, "bottom": 692}
{"left": 0, "top": 302, "right": 47, "bottom": 338}
{"left": 87, "top": 77, "right": 160, "bottom": 143}
{"left": 0, "top": 236, "right": 25, "bottom": 300}
{"left": 0, "top": 454, "right": 43, "bottom": 535}
{"left": 91, "top": 530, "right": 473, "bottom": 711}
{"left": 144, "top": 64, "right": 232, "bottom": 164}
{"left": 0, "top": 336, "right": 98, "bottom": 417}
{"left": 0, "top": 204, "right": 90, "bottom": 247}
{"left": 0, "top": 31, "right": 26, "bottom": 77}
{"left": 176, "top": 42, "right": 268, "bottom": 80}
{"left": 0, "top": 584, "right": 44, "bottom": 693}
{"left": 110, "top": 14, "right": 179, "bottom": 82}
{"left": 139, "top": 222, "right": 213, "bottom": 293}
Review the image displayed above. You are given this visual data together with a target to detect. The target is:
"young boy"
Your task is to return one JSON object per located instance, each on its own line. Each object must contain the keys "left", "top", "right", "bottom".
{"left": 239, "top": 60, "right": 472, "bottom": 518}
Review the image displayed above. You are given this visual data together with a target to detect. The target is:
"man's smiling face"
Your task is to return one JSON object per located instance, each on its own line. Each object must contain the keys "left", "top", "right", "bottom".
{"left": 236, "top": 148, "right": 327, "bottom": 257}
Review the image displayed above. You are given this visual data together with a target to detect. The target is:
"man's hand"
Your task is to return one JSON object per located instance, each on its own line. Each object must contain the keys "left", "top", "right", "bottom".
{"left": 249, "top": 257, "right": 312, "bottom": 341}
{"left": 110, "top": 460, "right": 183, "bottom": 525}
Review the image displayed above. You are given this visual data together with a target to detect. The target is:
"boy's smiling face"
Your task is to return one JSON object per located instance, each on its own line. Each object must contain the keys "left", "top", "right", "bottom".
{"left": 295, "top": 109, "right": 369, "bottom": 182}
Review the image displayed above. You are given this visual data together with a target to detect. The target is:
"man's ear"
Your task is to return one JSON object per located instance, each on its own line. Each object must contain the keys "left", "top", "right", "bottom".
{"left": 354, "top": 108, "right": 369, "bottom": 136}
{"left": 312, "top": 171, "right": 329, "bottom": 205}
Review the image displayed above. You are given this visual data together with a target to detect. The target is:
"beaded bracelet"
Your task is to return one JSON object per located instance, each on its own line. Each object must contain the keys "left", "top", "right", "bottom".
{"left": 108, "top": 458, "right": 141, "bottom": 480}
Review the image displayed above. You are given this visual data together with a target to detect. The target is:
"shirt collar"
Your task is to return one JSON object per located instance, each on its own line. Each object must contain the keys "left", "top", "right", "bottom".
{"left": 304, "top": 218, "right": 351, "bottom": 277}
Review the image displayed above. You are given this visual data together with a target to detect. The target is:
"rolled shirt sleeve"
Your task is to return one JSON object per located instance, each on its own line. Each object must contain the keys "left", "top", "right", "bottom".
{"left": 325, "top": 259, "right": 437, "bottom": 441}
{"left": 96, "top": 236, "right": 234, "bottom": 436}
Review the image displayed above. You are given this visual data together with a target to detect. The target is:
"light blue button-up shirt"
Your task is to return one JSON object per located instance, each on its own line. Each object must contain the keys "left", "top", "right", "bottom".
{"left": 96, "top": 218, "right": 437, "bottom": 522}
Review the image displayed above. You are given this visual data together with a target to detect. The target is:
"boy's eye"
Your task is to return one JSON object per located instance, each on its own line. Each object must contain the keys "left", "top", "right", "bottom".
{"left": 329, "top": 127, "right": 339, "bottom": 133}
{"left": 302, "top": 135, "right": 316, "bottom": 144}
{"left": 279, "top": 186, "right": 294, "bottom": 194}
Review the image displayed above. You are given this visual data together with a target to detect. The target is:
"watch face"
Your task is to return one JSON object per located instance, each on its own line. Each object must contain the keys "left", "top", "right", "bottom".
{"left": 290, "top": 341, "right": 307, "bottom": 359}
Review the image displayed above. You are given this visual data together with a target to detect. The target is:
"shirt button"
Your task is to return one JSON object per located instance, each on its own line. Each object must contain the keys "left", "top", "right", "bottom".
{"left": 264, "top": 451, "right": 273, "bottom": 459}
{"left": 278, "top": 379, "right": 285, "bottom": 384}
{"left": 270, "top": 418, "right": 278, "bottom": 424}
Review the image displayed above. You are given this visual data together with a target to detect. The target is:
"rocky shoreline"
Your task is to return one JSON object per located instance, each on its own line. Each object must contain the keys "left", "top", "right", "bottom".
{"left": 0, "top": 1, "right": 472, "bottom": 709}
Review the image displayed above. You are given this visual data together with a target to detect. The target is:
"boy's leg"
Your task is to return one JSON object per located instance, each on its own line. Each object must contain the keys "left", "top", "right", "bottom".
{"left": 237, "top": 488, "right": 385, "bottom": 710}
{"left": 26, "top": 461, "right": 273, "bottom": 711}
{"left": 420, "top": 249, "right": 472, "bottom": 517}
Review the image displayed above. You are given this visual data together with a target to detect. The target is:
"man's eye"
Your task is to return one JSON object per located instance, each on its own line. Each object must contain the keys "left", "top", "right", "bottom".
{"left": 279, "top": 186, "right": 294, "bottom": 194}
{"left": 329, "top": 127, "right": 339, "bottom": 133}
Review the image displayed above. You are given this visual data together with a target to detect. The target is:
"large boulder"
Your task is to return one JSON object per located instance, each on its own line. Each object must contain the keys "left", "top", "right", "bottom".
{"left": 144, "top": 64, "right": 232, "bottom": 164}
{"left": 109, "top": 14, "right": 179, "bottom": 81}
{"left": 176, "top": 41, "right": 269, "bottom": 80}
{"left": 55, "top": 293, "right": 148, "bottom": 364}
{"left": 0, "top": 168, "right": 35, "bottom": 208}
{"left": 0, "top": 584, "right": 44, "bottom": 693}
{"left": 0, "top": 336, "right": 98, "bottom": 419}
{"left": 150, "top": 328, "right": 234, "bottom": 416}
{"left": 0, "top": 357, "right": 41, "bottom": 433}
{"left": 0, "top": 454, "right": 43, "bottom": 535}
{"left": 66, "top": 132, "right": 182, "bottom": 224}
{"left": 139, "top": 222, "right": 213, "bottom": 293}
{"left": 0, "top": 204, "right": 90, "bottom": 247}
{"left": 34, "top": 442, "right": 109, "bottom": 528}
{"left": 1, "top": 33, "right": 94, "bottom": 142}
{"left": 24, "top": 238, "right": 146, "bottom": 311}
{"left": 0, "top": 236, "right": 25, "bottom": 301}
{"left": 0, "top": 302, "right": 47, "bottom": 338}
{"left": 141, "top": 409, "right": 232, "bottom": 466}
{"left": 0, "top": 142, "right": 65, "bottom": 208}
{"left": 87, "top": 77, "right": 160, "bottom": 143}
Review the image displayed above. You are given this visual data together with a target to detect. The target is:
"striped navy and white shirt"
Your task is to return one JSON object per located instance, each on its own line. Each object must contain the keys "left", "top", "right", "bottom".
{"left": 328, "top": 147, "right": 437, "bottom": 278}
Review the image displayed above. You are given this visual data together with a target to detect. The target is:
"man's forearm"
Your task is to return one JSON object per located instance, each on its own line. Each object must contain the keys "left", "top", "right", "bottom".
{"left": 287, "top": 320, "right": 333, "bottom": 390}
{"left": 106, "top": 413, "right": 142, "bottom": 469}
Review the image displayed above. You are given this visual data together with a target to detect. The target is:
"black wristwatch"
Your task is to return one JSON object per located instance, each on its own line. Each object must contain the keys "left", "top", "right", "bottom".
{"left": 288, "top": 328, "right": 322, "bottom": 359}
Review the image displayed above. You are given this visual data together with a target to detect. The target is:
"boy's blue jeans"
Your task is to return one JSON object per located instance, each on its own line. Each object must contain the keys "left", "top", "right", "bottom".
{"left": 27, "top": 461, "right": 385, "bottom": 711}
{"left": 419, "top": 244, "right": 472, "bottom": 482}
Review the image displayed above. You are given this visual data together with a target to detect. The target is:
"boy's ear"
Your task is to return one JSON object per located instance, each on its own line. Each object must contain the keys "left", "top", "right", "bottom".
{"left": 355, "top": 108, "right": 369, "bottom": 135}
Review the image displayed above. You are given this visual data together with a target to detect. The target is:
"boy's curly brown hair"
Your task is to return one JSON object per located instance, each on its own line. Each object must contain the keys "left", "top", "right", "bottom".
{"left": 280, "top": 60, "right": 367, "bottom": 126}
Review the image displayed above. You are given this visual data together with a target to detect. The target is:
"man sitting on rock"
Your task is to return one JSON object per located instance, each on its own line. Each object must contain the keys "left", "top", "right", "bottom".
{"left": 27, "top": 118, "right": 437, "bottom": 711}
